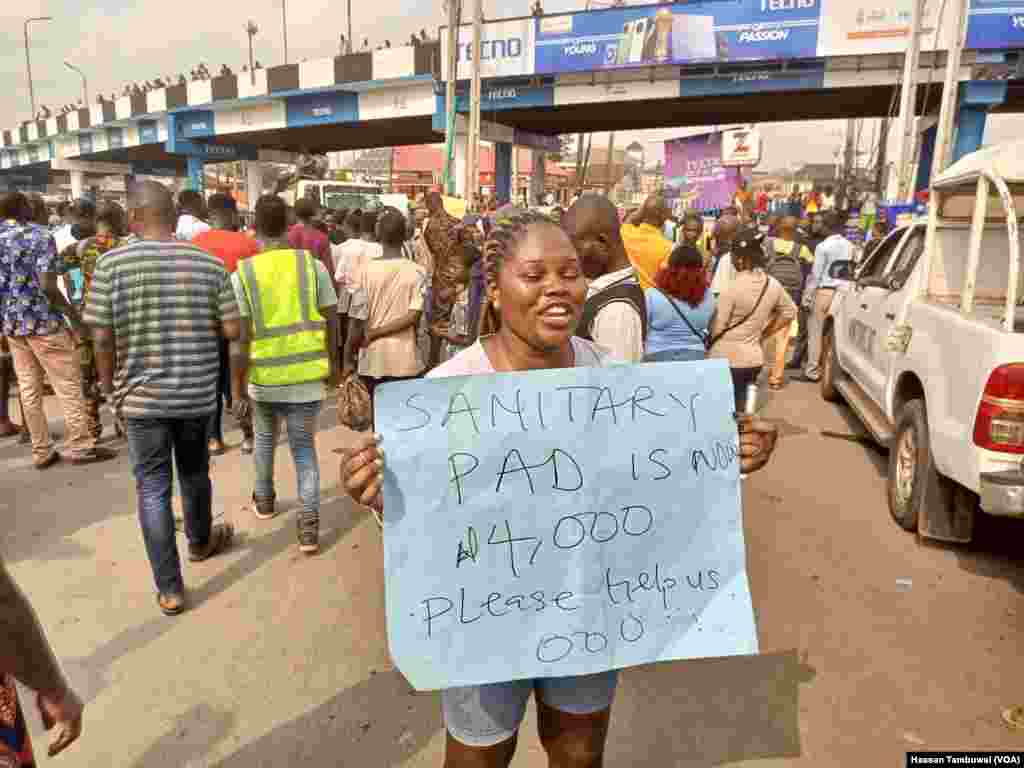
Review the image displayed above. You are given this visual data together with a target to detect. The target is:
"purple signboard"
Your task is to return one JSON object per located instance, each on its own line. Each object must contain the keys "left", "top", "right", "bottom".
{"left": 664, "top": 133, "right": 741, "bottom": 212}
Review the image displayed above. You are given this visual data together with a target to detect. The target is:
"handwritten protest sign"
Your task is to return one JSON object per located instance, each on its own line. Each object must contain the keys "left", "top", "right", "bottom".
{"left": 376, "top": 359, "right": 758, "bottom": 692}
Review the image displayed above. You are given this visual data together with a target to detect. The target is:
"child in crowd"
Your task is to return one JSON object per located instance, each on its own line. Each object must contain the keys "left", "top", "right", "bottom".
{"left": 432, "top": 242, "right": 480, "bottom": 365}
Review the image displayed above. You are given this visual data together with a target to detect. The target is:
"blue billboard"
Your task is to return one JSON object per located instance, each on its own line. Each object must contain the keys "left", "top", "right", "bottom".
{"left": 967, "top": 1, "right": 1024, "bottom": 50}
{"left": 534, "top": 1, "right": 820, "bottom": 75}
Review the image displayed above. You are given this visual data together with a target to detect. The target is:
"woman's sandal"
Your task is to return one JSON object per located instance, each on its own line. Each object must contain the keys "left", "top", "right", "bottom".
{"left": 188, "top": 522, "right": 235, "bottom": 562}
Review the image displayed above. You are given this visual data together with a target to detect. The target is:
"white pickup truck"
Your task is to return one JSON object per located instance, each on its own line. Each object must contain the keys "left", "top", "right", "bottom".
{"left": 821, "top": 139, "right": 1024, "bottom": 543}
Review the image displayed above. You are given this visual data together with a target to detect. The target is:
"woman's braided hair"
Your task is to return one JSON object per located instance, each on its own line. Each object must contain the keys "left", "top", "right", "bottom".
{"left": 478, "top": 207, "right": 559, "bottom": 337}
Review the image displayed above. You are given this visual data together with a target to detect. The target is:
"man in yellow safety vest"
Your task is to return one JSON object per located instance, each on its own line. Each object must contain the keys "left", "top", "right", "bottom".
{"left": 231, "top": 194, "right": 339, "bottom": 555}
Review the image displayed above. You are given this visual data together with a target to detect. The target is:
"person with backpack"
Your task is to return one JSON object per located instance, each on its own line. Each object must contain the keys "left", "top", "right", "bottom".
{"left": 762, "top": 215, "right": 813, "bottom": 389}
{"left": 561, "top": 194, "right": 645, "bottom": 362}
{"left": 643, "top": 243, "right": 714, "bottom": 362}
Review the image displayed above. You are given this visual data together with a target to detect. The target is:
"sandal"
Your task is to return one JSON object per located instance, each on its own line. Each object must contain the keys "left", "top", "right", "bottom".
{"left": 188, "top": 522, "right": 235, "bottom": 562}
{"left": 768, "top": 381, "right": 784, "bottom": 391}
{"left": 157, "top": 592, "right": 185, "bottom": 616}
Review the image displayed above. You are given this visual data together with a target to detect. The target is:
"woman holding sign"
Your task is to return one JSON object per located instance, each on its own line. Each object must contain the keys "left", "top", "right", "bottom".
{"left": 343, "top": 209, "right": 778, "bottom": 768}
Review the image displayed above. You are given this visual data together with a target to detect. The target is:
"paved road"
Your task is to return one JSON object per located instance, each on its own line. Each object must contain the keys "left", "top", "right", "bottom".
{"left": 2, "top": 380, "right": 1021, "bottom": 767}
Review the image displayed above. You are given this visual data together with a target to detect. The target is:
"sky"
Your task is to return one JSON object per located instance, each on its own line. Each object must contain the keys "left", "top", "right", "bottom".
{"left": 2, "top": 1, "right": 1023, "bottom": 172}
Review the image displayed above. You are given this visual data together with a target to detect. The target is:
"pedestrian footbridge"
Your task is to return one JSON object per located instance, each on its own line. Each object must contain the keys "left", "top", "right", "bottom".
{"left": 2, "top": 1, "right": 1023, "bottom": 200}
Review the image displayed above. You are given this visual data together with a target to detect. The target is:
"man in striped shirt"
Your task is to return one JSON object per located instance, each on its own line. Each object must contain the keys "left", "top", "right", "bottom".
{"left": 84, "top": 181, "right": 241, "bottom": 616}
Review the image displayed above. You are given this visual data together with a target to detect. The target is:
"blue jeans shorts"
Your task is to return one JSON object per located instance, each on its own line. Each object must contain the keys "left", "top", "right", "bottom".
{"left": 441, "top": 671, "right": 618, "bottom": 747}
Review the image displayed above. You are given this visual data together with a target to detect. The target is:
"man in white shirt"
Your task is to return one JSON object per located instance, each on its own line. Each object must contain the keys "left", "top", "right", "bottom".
{"left": 175, "top": 190, "right": 210, "bottom": 241}
{"left": 333, "top": 209, "right": 383, "bottom": 312}
{"left": 343, "top": 208, "right": 426, "bottom": 395}
{"left": 561, "top": 194, "right": 644, "bottom": 362}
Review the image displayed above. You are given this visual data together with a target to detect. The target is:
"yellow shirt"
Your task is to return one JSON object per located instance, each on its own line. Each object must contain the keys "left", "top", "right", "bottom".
{"left": 621, "top": 223, "right": 673, "bottom": 290}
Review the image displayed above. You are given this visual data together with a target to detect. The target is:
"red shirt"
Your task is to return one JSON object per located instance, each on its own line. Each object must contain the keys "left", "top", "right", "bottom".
{"left": 192, "top": 229, "right": 260, "bottom": 274}
{"left": 288, "top": 223, "right": 333, "bottom": 276}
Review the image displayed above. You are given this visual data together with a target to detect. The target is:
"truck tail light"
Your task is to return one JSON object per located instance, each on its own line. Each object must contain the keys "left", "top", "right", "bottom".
{"left": 974, "top": 364, "right": 1024, "bottom": 454}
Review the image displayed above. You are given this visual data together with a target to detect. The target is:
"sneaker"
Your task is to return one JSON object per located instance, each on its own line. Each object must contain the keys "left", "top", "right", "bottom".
{"left": 251, "top": 494, "right": 277, "bottom": 520}
{"left": 0, "top": 420, "right": 20, "bottom": 438}
{"left": 34, "top": 451, "right": 61, "bottom": 470}
{"left": 68, "top": 446, "right": 118, "bottom": 465}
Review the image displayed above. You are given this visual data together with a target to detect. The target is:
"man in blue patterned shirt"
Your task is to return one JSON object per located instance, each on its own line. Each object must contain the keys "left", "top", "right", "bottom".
{"left": 0, "top": 192, "right": 116, "bottom": 468}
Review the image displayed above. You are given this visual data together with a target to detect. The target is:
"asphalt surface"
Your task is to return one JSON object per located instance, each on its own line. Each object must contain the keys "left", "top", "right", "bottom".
{"left": 1, "top": 379, "right": 1022, "bottom": 767}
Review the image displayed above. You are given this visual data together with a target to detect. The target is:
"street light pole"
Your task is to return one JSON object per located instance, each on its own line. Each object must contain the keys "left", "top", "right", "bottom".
{"left": 246, "top": 21, "right": 259, "bottom": 85}
{"left": 23, "top": 16, "right": 53, "bottom": 118}
{"left": 64, "top": 61, "right": 88, "bottom": 106}
{"left": 347, "top": 0, "right": 353, "bottom": 54}
{"left": 281, "top": 0, "right": 289, "bottom": 65}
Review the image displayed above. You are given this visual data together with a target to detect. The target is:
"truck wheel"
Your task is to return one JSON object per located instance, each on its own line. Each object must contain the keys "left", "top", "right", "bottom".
{"left": 820, "top": 329, "right": 841, "bottom": 402}
{"left": 888, "top": 399, "right": 934, "bottom": 532}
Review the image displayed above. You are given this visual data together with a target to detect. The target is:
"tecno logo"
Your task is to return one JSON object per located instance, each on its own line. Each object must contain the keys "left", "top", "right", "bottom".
{"left": 760, "top": 0, "right": 815, "bottom": 10}
{"left": 563, "top": 42, "right": 598, "bottom": 56}
{"left": 459, "top": 38, "right": 523, "bottom": 62}
{"left": 739, "top": 29, "right": 790, "bottom": 41}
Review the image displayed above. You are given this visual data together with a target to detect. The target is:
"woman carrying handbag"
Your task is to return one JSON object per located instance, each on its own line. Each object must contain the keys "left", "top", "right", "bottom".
{"left": 707, "top": 228, "right": 797, "bottom": 413}
{"left": 643, "top": 244, "right": 715, "bottom": 362}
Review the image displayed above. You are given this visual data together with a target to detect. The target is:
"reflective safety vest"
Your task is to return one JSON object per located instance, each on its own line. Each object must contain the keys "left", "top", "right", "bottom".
{"left": 238, "top": 249, "right": 329, "bottom": 387}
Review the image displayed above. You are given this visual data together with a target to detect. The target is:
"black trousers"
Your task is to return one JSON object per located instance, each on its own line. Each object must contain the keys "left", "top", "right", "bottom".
{"left": 730, "top": 366, "right": 763, "bottom": 414}
{"left": 209, "top": 339, "right": 253, "bottom": 443}
{"left": 788, "top": 305, "right": 810, "bottom": 368}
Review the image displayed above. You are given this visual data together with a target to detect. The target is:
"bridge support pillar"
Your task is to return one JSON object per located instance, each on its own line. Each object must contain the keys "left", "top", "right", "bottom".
{"left": 494, "top": 142, "right": 512, "bottom": 206}
{"left": 246, "top": 161, "right": 264, "bottom": 211}
{"left": 916, "top": 80, "right": 1008, "bottom": 192}
{"left": 915, "top": 124, "right": 936, "bottom": 196}
{"left": 70, "top": 170, "right": 85, "bottom": 201}
{"left": 186, "top": 156, "right": 205, "bottom": 194}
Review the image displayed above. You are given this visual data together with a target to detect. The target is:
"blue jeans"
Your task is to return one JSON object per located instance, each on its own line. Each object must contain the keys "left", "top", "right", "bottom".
{"left": 126, "top": 416, "right": 213, "bottom": 595}
{"left": 253, "top": 401, "right": 323, "bottom": 536}
{"left": 643, "top": 348, "right": 706, "bottom": 363}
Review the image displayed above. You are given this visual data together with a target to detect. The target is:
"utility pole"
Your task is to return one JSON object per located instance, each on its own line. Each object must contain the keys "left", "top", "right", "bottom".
{"left": 874, "top": 117, "right": 890, "bottom": 198}
{"left": 347, "top": 0, "right": 353, "bottom": 54}
{"left": 840, "top": 118, "right": 856, "bottom": 209}
{"left": 930, "top": 0, "right": 969, "bottom": 182}
{"left": 466, "top": 0, "right": 483, "bottom": 210}
{"left": 246, "top": 21, "right": 259, "bottom": 85}
{"left": 281, "top": 0, "right": 289, "bottom": 65}
{"left": 64, "top": 61, "right": 88, "bottom": 106}
{"left": 605, "top": 132, "right": 616, "bottom": 195}
{"left": 24, "top": 17, "right": 53, "bottom": 119}
{"left": 442, "top": 0, "right": 460, "bottom": 195}
{"left": 888, "top": 0, "right": 924, "bottom": 201}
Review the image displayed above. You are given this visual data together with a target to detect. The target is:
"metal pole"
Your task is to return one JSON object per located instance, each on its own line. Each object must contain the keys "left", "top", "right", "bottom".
{"left": 23, "top": 17, "right": 53, "bottom": 118}
{"left": 874, "top": 117, "right": 890, "bottom": 197}
{"left": 605, "top": 132, "right": 616, "bottom": 195}
{"left": 65, "top": 62, "right": 88, "bottom": 106}
{"left": 841, "top": 118, "right": 856, "bottom": 208}
{"left": 443, "top": 0, "right": 460, "bottom": 195}
{"left": 24, "top": 21, "right": 35, "bottom": 118}
{"left": 467, "top": 0, "right": 483, "bottom": 210}
{"left": 888, "top": 0, "right": 924, "bottom": 201}
{"left": 930, "top": 0, "right": 969, "bottom": 182}
{"left": 347, "top": 0, "right": 353, "bottom": 54}
{"left": 246, "top": 22, "right": 257, "bottom": 85}
{"left": 282, "top": 0, "right": 289, "bottom": 65}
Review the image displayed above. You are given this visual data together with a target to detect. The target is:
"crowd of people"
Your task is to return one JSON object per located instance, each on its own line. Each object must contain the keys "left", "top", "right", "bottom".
{"left": 0, "top": 180, "right": 795, "bottom": 764}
